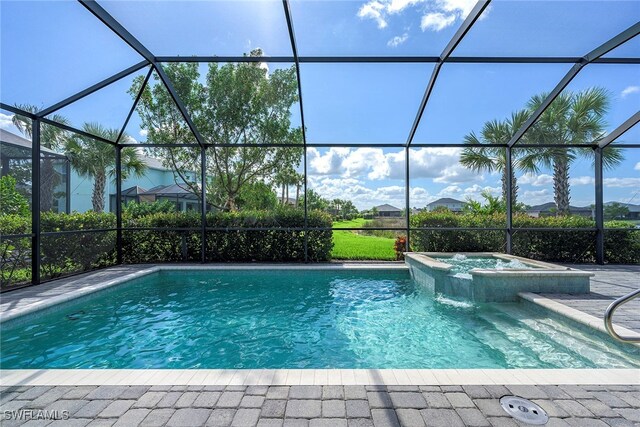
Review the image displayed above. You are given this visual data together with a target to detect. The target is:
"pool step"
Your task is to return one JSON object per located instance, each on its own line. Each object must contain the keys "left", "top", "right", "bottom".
{"left": 469, "top": 318, "right": 546, "bottom": 368}
{"left": 475, "top": 310, "right": 594, "bottom": 368}
{"left": 493, "top": 304, "right": 640, "bottom": 368}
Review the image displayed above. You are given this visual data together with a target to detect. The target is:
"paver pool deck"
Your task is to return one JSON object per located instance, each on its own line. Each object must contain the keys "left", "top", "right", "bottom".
{"left": 1, "top": 264, "right": 638, "bottom": 426}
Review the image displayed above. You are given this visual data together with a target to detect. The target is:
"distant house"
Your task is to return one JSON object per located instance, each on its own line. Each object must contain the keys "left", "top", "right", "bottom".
{"left": 526, "top": 202, "right": 593, "bottom": 218}
{"left": 1, "top": 129, "right": 71, "bottom": 213}
{"left": 373, "top": 204, "right": 403, "bottom": 217}
{"left": 110, "top": 183, "right": 201, "bottom": 213}
{"left": 1, "top": 129, "right": 201, "bottom": 213}
{"left": 604, "top": 201, "right": 640, "bottom": 220}
{"left": 426, "top": 198, "right": 467, "bottom": 213}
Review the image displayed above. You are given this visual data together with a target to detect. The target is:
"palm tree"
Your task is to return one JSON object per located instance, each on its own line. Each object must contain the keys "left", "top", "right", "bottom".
{"left": 459, "top": 109, "right": 534, "bottom": 204}
{"left": 293, "top": 172, "right": 304, "bottom": 208}
{"left": 12, "top": 104, "right": 70, "bottom": 211}
{"left": 526, "top": 88, "right": 623, "bottom": 214}
{"left": 65, "top": 123, "right": 147, "bottom": 213}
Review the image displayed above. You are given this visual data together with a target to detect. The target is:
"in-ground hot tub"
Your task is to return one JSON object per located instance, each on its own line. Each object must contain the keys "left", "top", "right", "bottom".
{"left": 405, "top": 252, "right": 593, "bottom": 302}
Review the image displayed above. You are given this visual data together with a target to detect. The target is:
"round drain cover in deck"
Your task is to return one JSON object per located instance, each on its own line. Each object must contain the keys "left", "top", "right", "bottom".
{"left": 500, "top": 395, "right": 549, "bottom": 425}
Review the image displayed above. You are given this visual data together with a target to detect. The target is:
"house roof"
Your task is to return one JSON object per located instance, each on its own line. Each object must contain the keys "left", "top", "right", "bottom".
{"left": 374, "top": 203, "right": 401, "bottom": 212}
{"left": 140, "top": 156, "right": 169, "bottom": 170}
{"left": 605, "top": 201, "right": 640, "bottom": 213}
{"left": 428, "top": 197, "right": 465, "bottom": 206}
{"left": 121, "top": 185, "right": 148, "bottom": 196}
{"left": 527, "top": 202, "right": 592, "bottom": 212}
{"left": 145, "top": 183, "right": 199, "bottom": 199}
{"left": 0, "top": 129, "right": 65, "bottom": 158}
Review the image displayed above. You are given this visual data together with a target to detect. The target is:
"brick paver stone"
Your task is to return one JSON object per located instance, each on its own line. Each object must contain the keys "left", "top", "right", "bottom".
{"left": 455, "top": 408, "right": 491, "bottom": 427}
{"left": 322, "top": 400, "right": 346, "bottom": 418}
{"left": 367, "top": 392, "right": 393, "bottom": 409}
{"left": 140, "top": 408, "right": 175, "bottom": 427}
{"left": 217, "top": 392, "right": 245, "bottom": 408}
{"left": 346, "top": 400, "right": 371, "bottom": 418}
{"left": 175, "top": 392, "right": 199, "bottom": 408}
{"left": 133, "top": 392, "right": 166, "bottom": 408}
{"left": 167, "top": 408, "right": 211, "bottom": 426}
{"left": 113, "top": 408, "right": 151, "bottom": 427}
{"left": 396, "top": 408, "right": 426, "bottom": 427}
{"left": 285, "top": 400, "right": 322, "bottom": 418}
{"left": 322, "top": 386, "right": 344, "bottom": 400}
{"left": 194, "top": 392, "right": 222, "bottom": 408}
{"left": 261, "top": 400, "right": 287, "bottom": 418}
{"left": 445, "top": 392, "right": 475, "bottom": 408}
{"left": 347, "top": 418, "right": 374, "bottom": 427}
{"left": 231, "top": 408, "right": 261, "bottom": 426}
{"left": 309, "top": 419, "right": 347, "bottom": 427}
{"left": 266, "top": 387, "right": 290, "bottom": 400}
{"left": 207, "top": 409, "right": 237, "bottom": 426}
{"left": 240, "top": 395, "right": 265, "bottom": 408}
{"left": 389, "top": 393, "right": 427, "bottom": 409}
{"left": 422, "top": 392, "right": 452, "bottom": 409}
{"left": 98, "top": 400, "right": 135, "bottom": 418}
{"left": 344, "top": 386, "right": 367, "bottom": 400}
{"left": 75, "top": 400, "right": 113, "bottom": 418}
{"left": 370, "top": 408, "right": 400, "bottom": 427}
{"left": 289, "top": 386, "right": 322, "bottom": 400}
{"left": 419, "top": 408, "right": 465, "bottom": 427}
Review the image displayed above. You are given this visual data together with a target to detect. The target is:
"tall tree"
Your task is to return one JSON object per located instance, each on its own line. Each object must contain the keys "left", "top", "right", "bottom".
{"left": 65, "top": 123, "right": 147, "bottom": 213}
{"left": 526, "top": 88, "right": 623, "bottom": 214}
{"left": 459, "top": 110, "right": 535, "bottom": 204}
{"left": 12, "top": 105, "right": 70, "bottom": 211}
{"left": 132, "top": 50, "right": 303, "bottom": 211}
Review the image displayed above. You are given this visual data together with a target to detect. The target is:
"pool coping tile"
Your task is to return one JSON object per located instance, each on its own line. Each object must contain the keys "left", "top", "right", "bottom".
{"left": 1, "top": 369, "right": 638, "bottom": 386}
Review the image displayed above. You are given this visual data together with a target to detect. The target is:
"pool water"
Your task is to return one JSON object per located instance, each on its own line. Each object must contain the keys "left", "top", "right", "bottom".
{"left": 435, "top": 254, "right": 537, "bottom": 276}
{"left": 1, "top": 269, "right": 638, "bottom": 369}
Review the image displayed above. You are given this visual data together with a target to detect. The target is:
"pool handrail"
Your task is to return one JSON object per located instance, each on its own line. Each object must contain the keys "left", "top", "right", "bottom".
{"left": 604, "top": 287, "right": 640, "bottom": 343}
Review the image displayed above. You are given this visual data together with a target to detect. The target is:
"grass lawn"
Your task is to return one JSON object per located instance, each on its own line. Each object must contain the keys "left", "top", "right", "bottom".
{"left": 332, "top": 218, "right": 396, "bottom": 260}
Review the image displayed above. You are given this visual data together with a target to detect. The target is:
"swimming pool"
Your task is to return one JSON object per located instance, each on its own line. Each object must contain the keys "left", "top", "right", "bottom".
{"left": 1, "top": 269, "right": 638, "bottom": 370}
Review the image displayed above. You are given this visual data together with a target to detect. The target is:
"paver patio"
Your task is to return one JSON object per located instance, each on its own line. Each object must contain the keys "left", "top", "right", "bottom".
{"left": 1, "top": 384, "right": 639, "bottom": 427}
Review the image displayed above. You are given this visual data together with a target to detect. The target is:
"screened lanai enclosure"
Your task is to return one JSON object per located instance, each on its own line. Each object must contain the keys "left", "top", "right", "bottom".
{"left": 1, "top": 0, "right": 639, "bottom": 290}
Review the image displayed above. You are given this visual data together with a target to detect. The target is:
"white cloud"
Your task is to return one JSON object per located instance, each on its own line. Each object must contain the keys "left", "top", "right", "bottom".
{"left": 522, "top": 189, "right": 551, "bottom": 205}
{"left": 0, "top": 112, "right": 13, "bottom": 130}
{"left": 309, "top": 176, "right": 406, "bottom": 210}
{"left": 387, "top": 0, "right": 423, "bottom": 13}
{"left": 621, "top": 85, "right": 640, "bottom": 98}
{"left": 570, "top": 176, "right": 595, "bottom": 186}
{"left": 437, "top": 185, "right": 462, "bottom": 196}
{"left": 409, "top": 147, "right": 478, "bottom": 183}
{"left": 421, "top": 12, "right": 456, "bottom": 31}
{"left": 635, "top": 162, "right": 640, "bottom": 171}
{"left": 358, "top": 0, "right": 488, "bottom": 34}
{"left": 0, "top": 112, "right": 21, "bottom": 135}
{"left": 603, "top": 177, "right": 640, "bottom": 188}
{"left": 357, "top": 1, "right": 388, "bottom": 29}
{"left": 139, "top": 129, "right": 148, "bottom": 137}
{"left": 519, "top": 173, "right": 553, "bottom": 187}
{"left": 438, "top": 0, "right": 477, "bottom": 19}
{"left": 387, "top": 33, "right": 409, "bottom": 47}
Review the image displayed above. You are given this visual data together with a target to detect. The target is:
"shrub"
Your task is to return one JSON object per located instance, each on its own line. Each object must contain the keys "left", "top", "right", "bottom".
{"left": 0, "top": 214, "right": 31, "bottom": 287}
{"left": 123, "top": 208, "right": 333, "bottom": 263}
{"left": 0, "top": 176, "right": 30, "bottom": 216}
{"left": 123, "top": 199, "right": 177, "bottom": 218}
{"left": 394, "top": 236, "right": 407, "bottom": 260}
{"left": 411, "top": 211, "right": 640, "bottom": 263}
{"left": 39, "top": 211, "right": 117, "bottom": 279}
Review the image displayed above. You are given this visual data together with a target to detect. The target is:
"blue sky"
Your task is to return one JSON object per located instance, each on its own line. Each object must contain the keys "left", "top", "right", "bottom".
{"left": 1, "top": 0, "right": 639, "bottom": 210}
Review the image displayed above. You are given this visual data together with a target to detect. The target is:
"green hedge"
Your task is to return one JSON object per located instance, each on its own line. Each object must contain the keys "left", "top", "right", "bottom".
{"left": 2, "top": 208, "right": 637, "bottom": 288}
{"left": 122, "top": 209, "right": 333, "bottom": 263}
{"left": 410, "top": 211, "right": 640, "bottom": 264}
